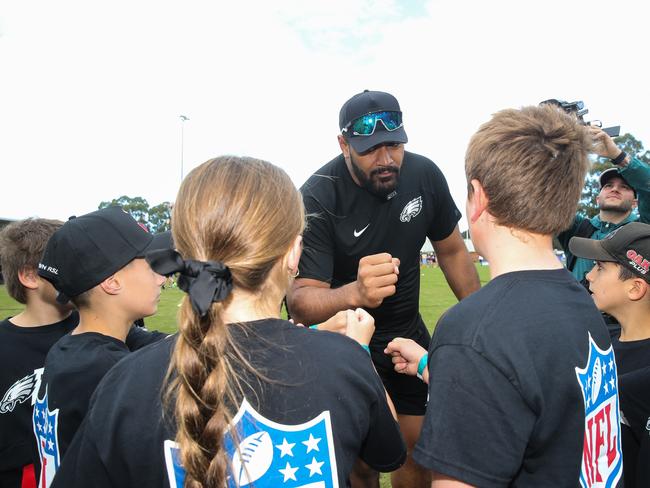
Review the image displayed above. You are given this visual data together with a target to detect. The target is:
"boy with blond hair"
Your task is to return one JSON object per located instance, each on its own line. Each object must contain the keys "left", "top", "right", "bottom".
{"left": 386, "top": 105, "right": 622, "bottom": 487}
{"left": 570, "top": 222, "right": 650, "bottom": 487}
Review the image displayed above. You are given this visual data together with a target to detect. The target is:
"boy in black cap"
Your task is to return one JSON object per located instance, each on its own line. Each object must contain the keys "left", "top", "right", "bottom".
{"left": 288, "top": 90, "right": 479, "bottom": 488}
{"left": 32, "top": 207, "right": 168, "bottom": 486}
{"left": 570, "top": 222, "right": 650, "bottom": 488}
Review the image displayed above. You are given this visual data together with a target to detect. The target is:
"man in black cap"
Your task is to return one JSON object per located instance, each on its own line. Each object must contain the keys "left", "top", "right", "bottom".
{"left": 570, "top": 222, "right": 650, "bottom": 488}
{"left": 556, "top": 127, "right": 649, "bottom": 285}
{"left": 287, "top": 90, "right": 480, "bottom": 488}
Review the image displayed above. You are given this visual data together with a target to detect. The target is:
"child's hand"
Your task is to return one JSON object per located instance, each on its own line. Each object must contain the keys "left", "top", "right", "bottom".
{"left": 345, "top": 308, "right": 375, "bottom": 346}
{"left": 384, "top": 338, "right": 427, "bottom": 378}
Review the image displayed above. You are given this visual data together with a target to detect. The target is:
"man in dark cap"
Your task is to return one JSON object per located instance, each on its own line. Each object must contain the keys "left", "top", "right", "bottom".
{"left": 287, "top": 90, "right": 480, "bottom": 488}
{"left": 554, "top": 123, "right": 650, "bottom": 286}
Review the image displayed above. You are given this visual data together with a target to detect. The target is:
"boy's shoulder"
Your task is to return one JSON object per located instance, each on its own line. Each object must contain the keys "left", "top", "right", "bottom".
{"left": 434, "top": 269, "right": 599, "bottom": 349}
{"left": 45, "top": 332, "right": 129, "bottom": 377}
{"left": 0, "top": 311, "right": 78, "bottom": 335}
{"left": 0, "top": 313, "right": 78, "bottom": 358}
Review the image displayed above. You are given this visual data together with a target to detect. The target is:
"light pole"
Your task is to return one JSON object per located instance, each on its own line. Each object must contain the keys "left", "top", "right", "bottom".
{"left": 179, "top": 115, "right": 189, "bottom": 182}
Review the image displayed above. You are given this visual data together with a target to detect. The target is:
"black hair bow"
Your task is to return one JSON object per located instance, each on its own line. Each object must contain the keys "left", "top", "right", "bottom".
{"left": 146, "top": 249, "right": 233, "bottom": 318}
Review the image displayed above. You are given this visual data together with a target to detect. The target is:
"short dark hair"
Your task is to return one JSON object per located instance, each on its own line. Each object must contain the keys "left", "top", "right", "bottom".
{"left": 618, "top": 264, "right": 639, "bottom": 282}
{"left": 0, "top": 219, "right": 63, "bottom": 303}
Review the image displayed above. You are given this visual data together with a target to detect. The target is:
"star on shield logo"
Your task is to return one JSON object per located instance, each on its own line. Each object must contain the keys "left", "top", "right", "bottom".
{"left": 165, "top": 398, "right": 339, "bottom": 488}
{"left": 32, "top": 388, "right": 61, "bottom": 488}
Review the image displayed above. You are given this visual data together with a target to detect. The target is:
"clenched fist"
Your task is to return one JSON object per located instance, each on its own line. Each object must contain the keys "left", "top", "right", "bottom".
{"left": 355, "top": 253, "right": 400, "bottom": 308}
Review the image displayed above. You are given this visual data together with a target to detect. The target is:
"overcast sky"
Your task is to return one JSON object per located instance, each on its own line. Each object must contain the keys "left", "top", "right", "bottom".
{"left": 1, "top": 0, "right": 648, "bottom": 229}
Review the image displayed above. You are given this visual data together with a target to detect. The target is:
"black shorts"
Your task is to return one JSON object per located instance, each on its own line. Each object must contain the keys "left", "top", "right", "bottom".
{"left": 370, "top": 323, "right": 431, "bottom": 416}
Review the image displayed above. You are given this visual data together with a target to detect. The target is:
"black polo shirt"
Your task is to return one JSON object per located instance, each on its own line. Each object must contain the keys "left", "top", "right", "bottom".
{"left": 299, "top": 151, "right": 461, "bottom": 344}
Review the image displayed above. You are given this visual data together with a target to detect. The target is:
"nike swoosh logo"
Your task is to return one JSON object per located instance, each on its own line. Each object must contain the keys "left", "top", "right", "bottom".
{"left": 354, "top": 224, "right": 370, "bottom": 237}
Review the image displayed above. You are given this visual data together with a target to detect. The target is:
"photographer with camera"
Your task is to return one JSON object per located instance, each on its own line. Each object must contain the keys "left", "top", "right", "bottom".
{"left": 544, "top": 100, "right": 650, "bottom": 286}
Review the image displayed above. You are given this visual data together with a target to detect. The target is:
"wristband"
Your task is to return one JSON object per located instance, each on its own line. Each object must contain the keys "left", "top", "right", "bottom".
{"left": 361, "top": 344, "right": 371, "bottom": 355}
{"left": 416, "top": 353, "right": 428, "bottom": 381}
{"left": 610, "top": 151, "right": 627, "bottom": 166}
{"left": 309, "top": 324, "right": 318, "bottom": 330}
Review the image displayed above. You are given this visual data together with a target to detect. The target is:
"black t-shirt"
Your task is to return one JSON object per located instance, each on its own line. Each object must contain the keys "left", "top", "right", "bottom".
{"left": 0, "top": 313, "right": 77, "bottom": 488}
{"left": 413, "top": 269, "right": 622, "bottom": 487}
{"left": 612, "top": 336, "right": 650, "bottom": 488}
{"left": 124, "top": 322, "right": 169, "bottom": 350}
{"left": 51, "top": 319, "right": 406, "bottom": 488}
{"left": 299, "top": 152, "right": 461, "bottom": 343}
{"left": 34, "top": 332, "right": 130, "bottom": 486}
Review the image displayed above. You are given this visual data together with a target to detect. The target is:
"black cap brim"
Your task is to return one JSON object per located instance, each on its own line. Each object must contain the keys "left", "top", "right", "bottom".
{"left": 138, "top": 231, "right": 173, "bottom": 258}
{"left": 346, "top": 126, "right": 408, "bottom": 154}
{"left": 149, "top": 231, "right": 173, "bottom": 252}
{"left": 569, "top": 236, "right": 617, "bottom": 262}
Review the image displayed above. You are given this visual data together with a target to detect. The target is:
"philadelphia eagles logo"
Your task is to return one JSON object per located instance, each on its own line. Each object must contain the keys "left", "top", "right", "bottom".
{"left": 400, "top": 196, "right": 423, "bottom": 223}
{"left": 1, "top": 368, "right": 44, "bottom": 413}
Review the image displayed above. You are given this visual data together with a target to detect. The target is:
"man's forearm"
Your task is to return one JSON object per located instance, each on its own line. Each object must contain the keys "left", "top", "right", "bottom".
{"left": 437, "top": 252, "right": 480, "bottom": 300}
{"left": 287, "top": 282, "right": 360, "bottom": 325}
{"left": 621, "top": 156, "right": 650, "bottom": 223}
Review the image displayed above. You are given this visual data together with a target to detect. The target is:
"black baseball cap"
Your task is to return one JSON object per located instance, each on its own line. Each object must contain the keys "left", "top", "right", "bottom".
{"left": 38, "top": 207, "right": 171, "bottom": 303}
{"left": 600, "top": 167, "right": 636, "bottom": 197}
{"left": 569, "top": 222, "right": 650, "bottom": 282}
{"left": 339, "top": 90, "right": 408, "bottom": 153}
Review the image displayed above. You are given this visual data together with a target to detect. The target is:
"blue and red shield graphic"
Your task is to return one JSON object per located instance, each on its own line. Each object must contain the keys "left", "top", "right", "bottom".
{"left": 575, "top": 332, "right": 622, "bottom": 488}
{"left": 32, "top": 388, "right": 60, "bottom": 488}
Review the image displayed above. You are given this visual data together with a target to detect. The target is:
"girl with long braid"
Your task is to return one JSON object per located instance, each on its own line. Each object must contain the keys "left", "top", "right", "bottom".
{"left": 51, "top": 156, "right": 406, "bottom": 488}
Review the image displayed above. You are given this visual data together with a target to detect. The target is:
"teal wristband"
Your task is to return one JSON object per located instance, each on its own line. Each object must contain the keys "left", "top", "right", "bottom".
{"left": 416, "top": 353, "right": 428, "bottom": 380}
{"left": 309, "top": 324, "right": 318, "bottom": 330}
{"left": 361, "top": 344, "right": 371, "bottom": 355}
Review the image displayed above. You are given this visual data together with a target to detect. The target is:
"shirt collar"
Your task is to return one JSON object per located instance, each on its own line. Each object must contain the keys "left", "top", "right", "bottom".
{"left": 590, "top": 213, "right": 636, "bottom": 231}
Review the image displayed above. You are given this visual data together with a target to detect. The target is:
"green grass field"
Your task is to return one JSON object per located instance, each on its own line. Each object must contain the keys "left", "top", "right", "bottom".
{"left": 0, "top": 264, "right": 490, "bottom": 334}
{"left": 0, "top": 264, "right": 490, "bottom": 487}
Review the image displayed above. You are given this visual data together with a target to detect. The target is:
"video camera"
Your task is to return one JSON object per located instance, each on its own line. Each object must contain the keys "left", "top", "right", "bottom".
{"left": 540, "top": 99, "right": 620, "bottom": 137}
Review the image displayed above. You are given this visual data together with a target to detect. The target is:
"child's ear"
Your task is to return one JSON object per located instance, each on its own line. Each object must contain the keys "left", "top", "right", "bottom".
{"left": 468, "top": 179, "right": 488, "bottom": 223}
{"left": 17, "top": 267, "right": 40, "bottom": 290}
{"left": 627, "top": 278, "right": 649, "bottom": 302}
{"left": 99, "top": 274, "right": 122, "bottom": 296}
{"left": 286, "top": 235, "right": 303, "bottom": 276}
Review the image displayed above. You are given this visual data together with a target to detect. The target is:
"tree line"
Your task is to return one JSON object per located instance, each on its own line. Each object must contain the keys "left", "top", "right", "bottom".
{"left": 100, "top": 133, "right": 648, "bottom": 232}
{"left": 98, "top": 196, "right": 171, "bottom": 234}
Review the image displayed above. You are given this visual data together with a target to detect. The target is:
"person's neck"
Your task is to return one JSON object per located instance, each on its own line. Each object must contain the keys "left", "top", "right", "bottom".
{"left": 10, "top": 300, "right": 72, "bottom": 328}
{"left": 614, "top": 304, "right": 650, "bottom": 342}
{"left": 478, "top": 226, "right": 562, "bottom": 280}
{"left": 220, "top": 288, "right": 283, "bottom": 325}
{"left": 599, "top": 209, "right": 632, "bottom": 225}
{"left": 73, "top": 306, "right": 134, "bottom": 342}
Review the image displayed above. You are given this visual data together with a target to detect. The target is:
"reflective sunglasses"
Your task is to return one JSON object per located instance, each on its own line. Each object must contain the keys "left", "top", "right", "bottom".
{"left": 342, "top": 111, "right": 403, "bottom": 136}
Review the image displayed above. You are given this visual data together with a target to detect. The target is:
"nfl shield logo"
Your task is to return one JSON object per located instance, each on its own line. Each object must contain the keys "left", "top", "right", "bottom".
{"left": 32, "top": 388, "right": 61, "bottom": 488}
{"left": 165, "top": 398, "right": 339, "bottom": 487}
{"left": 575, "top": 332, "right": 622, "bottom": 488}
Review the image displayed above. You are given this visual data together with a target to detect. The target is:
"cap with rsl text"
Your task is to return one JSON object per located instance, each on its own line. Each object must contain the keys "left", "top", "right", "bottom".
{"left": 569, "top": 222, "right": 650, "bottom": 282}
{"left": 38, "top": 206, "right": 172, "bottom": 303}
{"left": 339, "top": 90, "right": 408, "bottom": 154}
